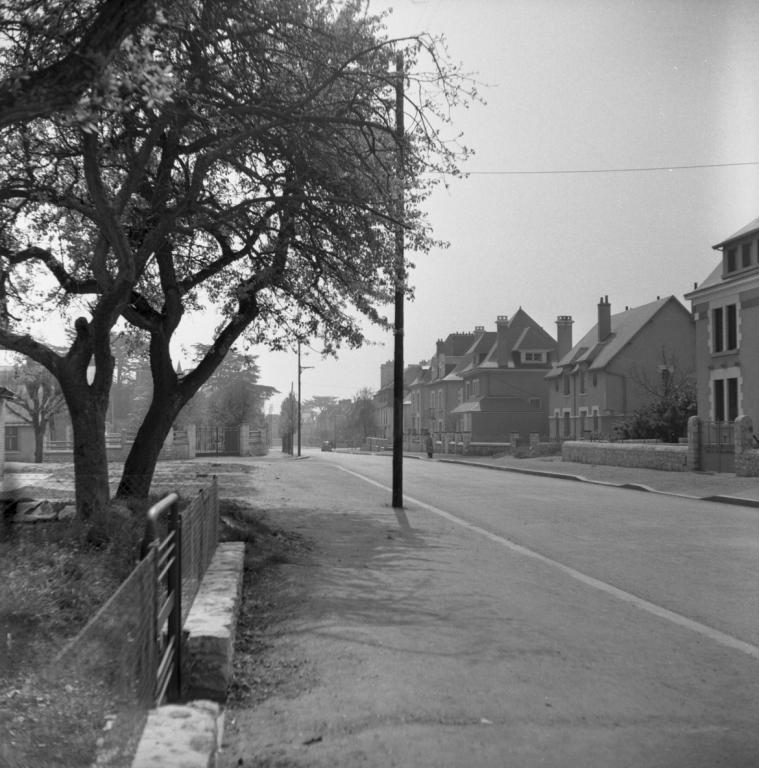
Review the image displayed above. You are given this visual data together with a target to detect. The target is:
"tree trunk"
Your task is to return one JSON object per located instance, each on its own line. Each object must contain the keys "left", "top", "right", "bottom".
{"left": 33, "top": 422, "right": 44, "bottom": 463}
{"left": 68, "top": 397, "right": 110, "bottom": 519}
{"left": 117, "top": 392, "right": 181, "bottom": 498}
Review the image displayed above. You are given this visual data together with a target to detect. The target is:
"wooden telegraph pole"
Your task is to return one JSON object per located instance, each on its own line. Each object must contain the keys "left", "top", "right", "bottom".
{"left": 392, "top": 52, "right": 405, "bottom": 509}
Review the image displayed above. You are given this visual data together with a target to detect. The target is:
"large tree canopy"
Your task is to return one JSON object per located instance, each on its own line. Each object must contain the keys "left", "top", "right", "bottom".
{"left": 0, "top": 0, "right": 475, "bottom": 514}
{"left": 0, "top": 0, "right": 164, "bottom": 128}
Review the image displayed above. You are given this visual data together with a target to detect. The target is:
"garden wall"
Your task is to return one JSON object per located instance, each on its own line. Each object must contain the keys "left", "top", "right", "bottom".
{"left": 562, "top": 440, "right": 689, "bottom": 472}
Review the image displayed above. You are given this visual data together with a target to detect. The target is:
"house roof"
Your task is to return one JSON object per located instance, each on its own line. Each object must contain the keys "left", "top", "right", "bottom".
{"left": 549, "top": 296, "right": 686, "bottom": 375}
{"left": 713, "top": 215, "right": 759, "bottom": 249}
{"left": 688, "top": 262, "right": 723, "bottom": 294}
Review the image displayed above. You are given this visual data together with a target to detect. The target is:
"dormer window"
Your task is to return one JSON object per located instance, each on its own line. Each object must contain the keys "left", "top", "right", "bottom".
{"left": 726, "top": 247, "right": 737, "bottom": 273}
{"left": 523, "top": 351, "right": 544, "bottom": 363}
{"left": 742, "top": 242, "right": 753, "bottom": 269}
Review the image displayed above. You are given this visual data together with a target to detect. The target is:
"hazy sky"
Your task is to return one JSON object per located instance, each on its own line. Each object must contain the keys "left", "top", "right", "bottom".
{"left": 183, "top": 0, "right": 759, "bottom": 408}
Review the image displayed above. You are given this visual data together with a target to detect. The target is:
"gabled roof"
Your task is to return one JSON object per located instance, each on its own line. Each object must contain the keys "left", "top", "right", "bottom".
{"left": 551, "top": 296, "right": 687, "bottom": 374}
{"left": 713, "top": 215, "right": 759, "bottom": 249}
{"left": 445, "top": 331, "right": 497, "bottom": 378}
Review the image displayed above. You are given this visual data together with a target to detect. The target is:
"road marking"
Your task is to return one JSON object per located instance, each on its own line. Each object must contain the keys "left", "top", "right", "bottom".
{"left": 338, "top": 465, "right": 759, "bottom": 661}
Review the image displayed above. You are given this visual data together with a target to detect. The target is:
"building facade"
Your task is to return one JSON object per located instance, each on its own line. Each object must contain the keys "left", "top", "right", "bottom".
{"left": 546, "top": 296, "right": 695, "bottom": 440}
{"left": 685, "top": 216, "right": 759, "bottom": 428}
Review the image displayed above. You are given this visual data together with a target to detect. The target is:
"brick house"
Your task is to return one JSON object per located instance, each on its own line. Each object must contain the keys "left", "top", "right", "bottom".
{"left": 422, "top": 329, "right": 481, "bottom": 435}
{"left": 685, "top": 216, "right": 759, "bottom": 428}
{"left": 450, "top": 309, "right": 561, "bottom": 444}
{"left": 546, "top": 296, "right": 695, "bottom": 440}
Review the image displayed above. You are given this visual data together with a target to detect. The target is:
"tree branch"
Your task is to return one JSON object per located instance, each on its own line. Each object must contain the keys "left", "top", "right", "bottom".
{"left": 0, "top": 0, "right": 158, "bottom": 128}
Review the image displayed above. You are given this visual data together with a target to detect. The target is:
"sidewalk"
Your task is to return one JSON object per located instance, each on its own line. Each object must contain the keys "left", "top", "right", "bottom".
{"left": 425, "top": 452, "right": 759, "bottom": 507}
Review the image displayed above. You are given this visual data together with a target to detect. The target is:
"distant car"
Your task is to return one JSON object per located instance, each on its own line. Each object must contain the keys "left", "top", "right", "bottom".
{"left": 321, "top": 441, "right": 333, "bottom": 452}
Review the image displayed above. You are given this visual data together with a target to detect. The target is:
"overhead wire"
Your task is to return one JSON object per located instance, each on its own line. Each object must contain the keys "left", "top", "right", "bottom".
{"left": 465, "top": 160, "right": 759, "bottom": 176}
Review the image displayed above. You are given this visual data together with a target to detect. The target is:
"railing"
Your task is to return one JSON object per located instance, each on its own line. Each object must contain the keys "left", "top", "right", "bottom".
{"left": 141, "top": 492, "right": 183, "bottom": 705}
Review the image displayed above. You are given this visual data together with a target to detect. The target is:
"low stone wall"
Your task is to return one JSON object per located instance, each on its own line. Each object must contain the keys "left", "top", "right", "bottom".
{"left": 562, "top": 440, "right": 689, "bottom": 472}
{"left": 736, "top": 450, "right": 759, "bottom": 476}
{"left": 184, "top": 541, "right": 245, "bottom": 702}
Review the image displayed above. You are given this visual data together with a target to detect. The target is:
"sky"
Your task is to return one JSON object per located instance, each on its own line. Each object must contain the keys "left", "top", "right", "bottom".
{"left": 246, "top": 0, "right": 759, "bottom": 410}
{"left": 14, "top": 0, "right": 759, "bottom": 410}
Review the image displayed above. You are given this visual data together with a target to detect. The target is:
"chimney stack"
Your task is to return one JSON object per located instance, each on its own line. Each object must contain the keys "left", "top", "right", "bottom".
{"left": 380, "top": 360, "right": 394, "bottom": 388}
{"left": 598, "top": 296, "right": 611, "bottom": 342}
{"left": 556, "top": 315, "right": 573, "bottom": 359}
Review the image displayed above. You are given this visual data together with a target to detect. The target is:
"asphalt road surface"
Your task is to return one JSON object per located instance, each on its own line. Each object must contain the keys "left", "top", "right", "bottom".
{"left": 222, "top": 451, "right": 759, "bottom": 768}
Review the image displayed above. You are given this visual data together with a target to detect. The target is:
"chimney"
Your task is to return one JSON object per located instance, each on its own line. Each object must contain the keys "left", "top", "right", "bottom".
{"left": 436, "top": 338, "right": 445, "bottom": 354}
{"left": 556, "top": 315, "right": 573, "bottom": 359}
{"left": 474, "top": 325, "right": 485, "bottom": 334}
{"left": 380, "top": 360, "right": 394, "bottom": 388}
{"left": 496, "top": 315, "right": 510, "bottom": 367}
{"left": 598, "top": 296, "right": 611, "bottom": 342}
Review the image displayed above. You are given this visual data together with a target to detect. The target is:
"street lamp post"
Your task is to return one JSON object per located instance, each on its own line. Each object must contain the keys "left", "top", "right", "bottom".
{"left": 297, "top": 340, "right": 313, "bottom": 457}
{"left": 391, "top": 52, "right": 405, "bottom": 509}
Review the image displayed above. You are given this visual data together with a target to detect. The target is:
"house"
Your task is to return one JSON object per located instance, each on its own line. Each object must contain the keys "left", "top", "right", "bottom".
{"left": 546, "top": 296, "right": 695, "bottom": 440}
{"left": 373, "top": 360, "right": 426, "bottom": 440}
{"left": 685, "top": 216, "right": 759, "bottom": 428}
{"left": 424, "top": 328, "right": 485, "bottom": 435}
{"left": 451, "top": 309, "right": 560, "bottom": 444}
{"left": 0, "top": 385, "right": 16, "bottom": 476}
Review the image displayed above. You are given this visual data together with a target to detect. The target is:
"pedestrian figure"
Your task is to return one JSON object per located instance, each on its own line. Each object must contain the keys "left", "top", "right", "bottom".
{"left": 425, "top": 433, "right": 434, "bottom": 458}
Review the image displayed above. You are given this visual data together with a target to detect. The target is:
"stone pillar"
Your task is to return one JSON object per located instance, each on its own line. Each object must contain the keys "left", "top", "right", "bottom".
{"left": 239, "top": 423, "right": 250, "bottom": 456}
{"left": 687, "top": 415, "right": 701, "bottom": 472}
{"left": 186, "top": 424, "right": 197, "bottom": 459}
{"left": 734, "top": 415, "right": 752, "bottom": 452}
{"left": 509, "top": 431, "right": 520, "bottom": 447}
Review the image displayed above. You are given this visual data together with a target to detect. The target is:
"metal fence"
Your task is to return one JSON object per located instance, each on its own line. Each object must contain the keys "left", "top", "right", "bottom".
{"left": 47, "top": 478, "right": 219, "bottom": 762}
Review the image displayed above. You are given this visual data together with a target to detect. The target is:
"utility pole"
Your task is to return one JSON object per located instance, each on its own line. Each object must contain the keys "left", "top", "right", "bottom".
{"left": 297, "top": 340, "right": 313, "bottom": 457}
{"left": 392, "top": 52, "right": 405, "bottom": 509}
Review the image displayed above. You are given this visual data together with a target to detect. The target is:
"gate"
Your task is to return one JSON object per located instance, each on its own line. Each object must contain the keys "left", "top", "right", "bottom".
{"left": 701, "top": 420, "right": 735, "bottom": 473}
{"left": 196, "top": 425, "right": 240, "bottom": 456}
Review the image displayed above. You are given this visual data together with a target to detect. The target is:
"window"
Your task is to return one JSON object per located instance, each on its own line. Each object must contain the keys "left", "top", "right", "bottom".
{"left": 562, "top": 374, "right": 570, "bottom": 395}
{"left": 524, "top": 351, "right": 544, "bottom": 363}
{"left": 472, "top": 379, "right": 480, "bottom": 397}
{"left": 563, "top": 411, "right": 571, "bottom": 438}
{"left": 712, "top": 304, "right": 738, "bottom": 353}
{"left": 592, "top": 410, "right": 600, "bottom": 433}
{"left": 579, "top": 370, "right": 586, "bottom": 394}
{"left": 5, "top": 426, "right": 18, "bottom": 452}
{"left": 529, "top": 398, "right": 541, "bottom": 409}
{"left": 713, "top": 307, "right": 723, "bottom": 352}
{"left": 714, "top": 377, "right": 739, "bottom": 421}
{"left": 726, "top": 304, "right": 737, "bottom": 350}
{"left": 742, "top": 242, "right": 752, "bottom": 268}
{"left": 726, "top": 248, "right": 737, "bottom": 272}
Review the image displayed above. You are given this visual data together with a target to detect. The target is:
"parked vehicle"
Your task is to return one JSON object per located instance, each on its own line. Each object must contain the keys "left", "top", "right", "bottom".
{"left": 321, "top": 441, "right": 333, "bottom": 452}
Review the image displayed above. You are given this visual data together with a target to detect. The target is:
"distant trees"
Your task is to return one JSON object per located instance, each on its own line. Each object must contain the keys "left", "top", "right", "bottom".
{"left": 303, "top": 389, "right": 376, "bottom": 446}
{"left": 4, "top": 357, "right": 66, "bottom": 462}
{"left": 348, "top": 388, "right": 376, "bottom": 442}
{"left": 183, "top": 346, "right": 275, "bottom": 428}
{"left": 279, "top": 391, "right": 297, "bottom": 453}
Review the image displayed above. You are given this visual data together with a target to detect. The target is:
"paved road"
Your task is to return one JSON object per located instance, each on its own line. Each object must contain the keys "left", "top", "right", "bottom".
{"left": 222, "top": 451, "right": 759, "bottom": 768}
